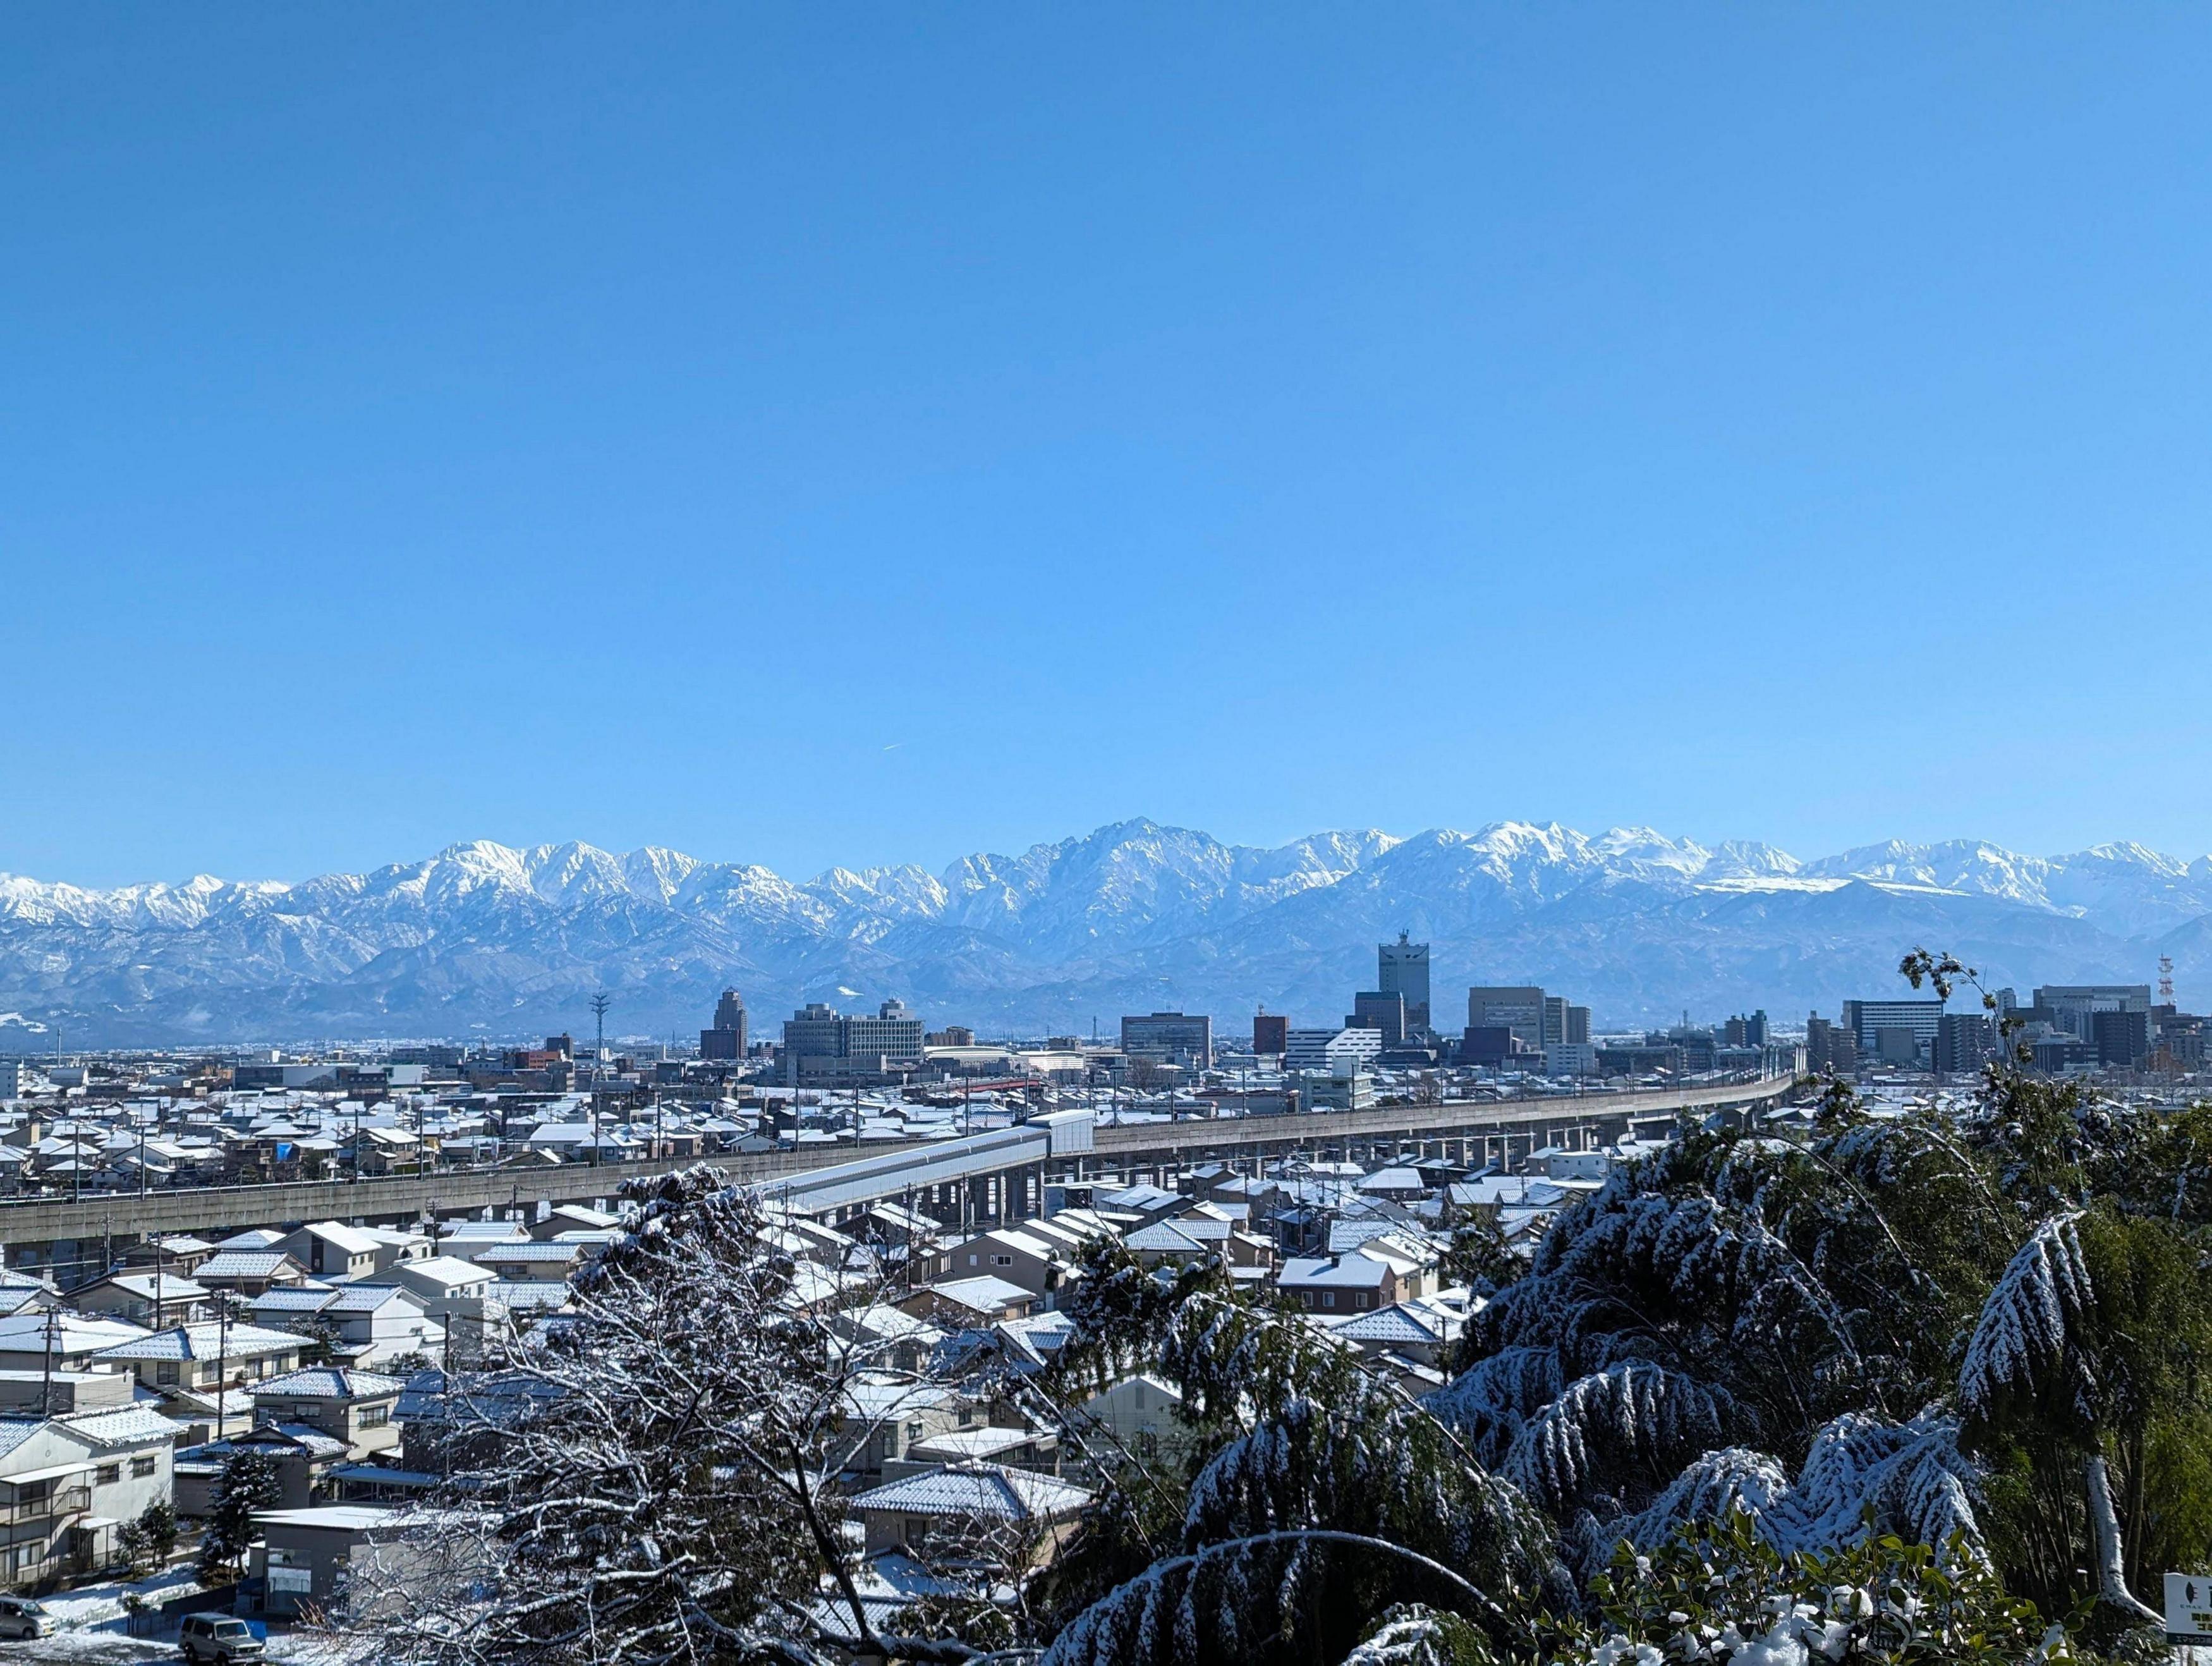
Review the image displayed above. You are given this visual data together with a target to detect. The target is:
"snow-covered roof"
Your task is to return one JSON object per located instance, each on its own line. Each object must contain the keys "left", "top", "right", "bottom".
{"left": 841, "top": 1376, "right": 957, "bottom": 1420}
{"left": 921, "top": 1276, "right": 1032, "bottom": 1315}
{"left": 1356, "top": 1166, "right": 1428, "bottom": 1193}
{"left": 386, "top": 1256, "right": 494, "bottom": 1291}
{"left": 250, "top": 1504, "right": 391, "bottom": 1532}
{"left": 1327, "top": 1302, "right": 1459, "bottom": 1346}
{"left": 471, "top": 1242, "right": 582, "bottom": 1263}
{"left": 1122, "top": 1222, "right": 1210, "bottom": 1255}
{"left": 1278, "top": 1254, "right": 1394, "bottom": 1290}
{"left": 185, "top": 1251, "right": 300, "bottom": 1282}
{"left": 322, "top": 1285, "right": 421, "bottom": 1315}
{"left": 437, "top": 1221, "right": 531, "bottom": 1244}
{"left": 253, "top": 1368, "right": 404, "bottom": 1401}
{"left": 83, "top": 1273, "right": 210, "bottom": 1303}
{"left": 64, "top": 1406, "right": 187, "bottom": 1447}
{"left": 0, "top": 1418, "right": 58, "bottom": 1463}
{"left": 95, "top": 1322, "right": 306, "bottom": 1362}
{"left": 849, "top": 1460, "right": 1091, "bottom": 1520}
{"left": 295, "top": 1222, "right": 383, "bottom": 1256}
{"left": 908, "top": 1425, "right": 1047, "bottom": 1462}
{"left": 0, "top": 1314, "right": 150, "bottom": 1353}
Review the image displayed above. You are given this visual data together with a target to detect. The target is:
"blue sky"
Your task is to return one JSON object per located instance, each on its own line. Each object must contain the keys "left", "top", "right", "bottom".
{"left": 6, "top": 6, "right": 2211, "bottom": 886}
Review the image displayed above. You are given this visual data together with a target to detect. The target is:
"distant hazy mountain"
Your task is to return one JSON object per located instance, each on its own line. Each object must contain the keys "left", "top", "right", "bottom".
{"left": 3, "top": 820, "right": 2209, "bottom": 1045}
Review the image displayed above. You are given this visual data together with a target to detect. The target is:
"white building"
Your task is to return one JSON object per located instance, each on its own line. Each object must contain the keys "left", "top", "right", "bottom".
{"left": 0, "top": 1406, "right": 182, "bottom": 1586}
{"left": 1281, "top": 1028, "right": 1383, "bottom": 1072}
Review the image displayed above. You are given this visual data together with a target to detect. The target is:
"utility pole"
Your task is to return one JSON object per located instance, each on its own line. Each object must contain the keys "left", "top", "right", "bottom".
{"left": 216, "top": 1291, "right": 231, "bottom": 1437}
{"left": 588, "top": 992, "right": 612, "bottom": 1167}
{"left": 39, "top": 1303, "right": 57, "bottom": 1417}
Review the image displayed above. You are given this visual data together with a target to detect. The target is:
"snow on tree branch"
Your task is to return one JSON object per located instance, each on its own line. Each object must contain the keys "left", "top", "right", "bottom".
{"left": 1957, "top": 1210, "right": 2094, "bottom": 1425}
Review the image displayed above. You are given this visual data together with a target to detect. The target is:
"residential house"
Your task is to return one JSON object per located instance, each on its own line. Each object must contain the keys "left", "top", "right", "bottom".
{"left": 834, "top": 1377, "right": 973, "bottom": 1486}
{"left": 899, "top": 1276, "right": 1036, "bottom": 1329}
{"left": 193, "top": 1251, "right": 311, "bottom": 1299}
{"left": 1071, "top": 1374, "right": 1188, "bottom": 1462}
{"left": 0, "top": 1406, "right": 183, "bottom": 1586}
{"left": 528, "top": 1204, "right": 618, "bottom": 1241}
{"left": 248, "top": 1504, "right": 396, "bottom": 1618}
{"left": 250, "top": 1369, "right": 404, "bottom": 1461}
{"left": 847, "top": 1462, "right": 1091, "bottom": 1564}
{"left": 0, "top": 1315, "right": 151, "bottom": 1375}
{"left": 67, "top": 1272, "right": 213, "bottom": 1328}
{"left": 1323, "top": 1294, "right": 1473, "bottom": 1390}
{"left": 0, "top": 1368, "right": 135, "bottom": 1415}
{"left": 119, "top": 1236, "right": 218, "bottom": 1277}
{"left": 942, "top": 1229, "right": 1069, "bottom": 1306}
{"left": 468, "top": 1241, "right": 584, "bottom": 1283}
{"left": 1276, "top": 1251, "right": 1403, "bottom": 1315}
{"left": 272, "top": 1223, "right": 385, "bottom": 1282}
{"left": 94, "top": 1322, "right": 308, "bottom": 1396}
{"left": 176, "top": 1422, "right": 348, "bottom": 1515}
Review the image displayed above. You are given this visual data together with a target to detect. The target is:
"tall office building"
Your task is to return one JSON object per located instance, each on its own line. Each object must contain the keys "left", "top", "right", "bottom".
{"left": 1468, "top": 987, "right": 1547, "bottom": 1050}
{"left": 1121, "top": 1011, "right": 1213, "bottom": 1068}
{"left": 1253, "top": 1012, "right": 1289, "bottom": 1056}
{"left": 1806, "top": 1013, "right": 1859, "bottom": 1074}
{"left": 700, "top": 987, "right": 748, "bottom": 1061}
{"left": 1723, "top": 1011, "right": 1768, "bottom": 1048}
{"left": 1346, "top": 992, "right": 1406, "bottom": 1047}
{"left": 1565, "top": 1004, "right": 1591, "bottom": 1045}
{"left": 781, "top": 998, "right": 925, "bottom": 1085}
{"left": 2032, "top": 985, "right": 2153, "bottom": 1045}
{"left": 1936, "top": 1012, "right": 1999, "bottom": 1073}
{"left": 1840, "top": 999, "right": 1944, "bottom": 1059}
{"left": 2090, "top": 1008, "right": 2150, "bottom": 1067}
{"left": 1378, "top": 933, "right": 1431, "bottom": 1034}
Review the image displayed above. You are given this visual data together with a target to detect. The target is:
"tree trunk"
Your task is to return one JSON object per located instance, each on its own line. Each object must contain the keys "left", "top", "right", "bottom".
{"left": 2084, "top": 1454, "right": 2160, "bottom": 1623}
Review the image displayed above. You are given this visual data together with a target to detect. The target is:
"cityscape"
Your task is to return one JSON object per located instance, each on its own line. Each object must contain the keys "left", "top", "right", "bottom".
{"left": 4, "top": 6, "right": 2209, "bottom": 1664}
{"left": 0, "top": 928, "right": 2195, "bottom": 1658}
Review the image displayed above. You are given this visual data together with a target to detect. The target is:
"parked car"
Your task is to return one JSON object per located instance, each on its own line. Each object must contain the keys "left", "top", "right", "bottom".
{"left": 180, "top": 1613, "right": 265, "bottom": 1662}
{"left": 0, "top": 1596, "right": 50, "bottom": 1639}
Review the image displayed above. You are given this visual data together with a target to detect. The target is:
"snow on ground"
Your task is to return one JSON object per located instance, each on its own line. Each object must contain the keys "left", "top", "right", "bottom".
{"left": 8, "top": 1626, "right": 363, "bottom": 1666}
{"left": 37, "top": 1569, "right": 202, "bottom": 1631}
{"left": 0, "top": 1566, "right": 367, "bottom": 1666}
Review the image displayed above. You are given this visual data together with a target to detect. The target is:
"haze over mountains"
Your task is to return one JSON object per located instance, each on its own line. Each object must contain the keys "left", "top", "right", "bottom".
{"left": 3, "top": 820, "right": 2209, "bottom": 1046}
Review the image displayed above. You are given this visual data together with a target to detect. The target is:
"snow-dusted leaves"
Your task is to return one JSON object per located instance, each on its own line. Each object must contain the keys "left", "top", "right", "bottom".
{"left": 1957, "top": 1211, "right": 2095, "bottom": 1426}
{"left": 1499, "top": 1363, "right": 1729, "bottom": 1521}
{"left": 1583, "top": 1409, "right": 1982, "bottom": 1575}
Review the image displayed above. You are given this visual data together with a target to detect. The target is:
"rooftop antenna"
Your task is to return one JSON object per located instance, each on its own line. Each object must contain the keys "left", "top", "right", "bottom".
{"left": 2158, "top": 954, "right": 2175, "bottom": 1006}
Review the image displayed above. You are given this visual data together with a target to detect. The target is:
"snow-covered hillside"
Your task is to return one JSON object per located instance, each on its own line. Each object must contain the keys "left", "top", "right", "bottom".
{"left": 2, "top": 819, "right": 2208, "bottom": 1043}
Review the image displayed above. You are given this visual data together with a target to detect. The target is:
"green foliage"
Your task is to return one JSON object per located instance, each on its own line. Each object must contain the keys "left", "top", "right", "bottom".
{"left": 118, "top": 1498, "right": 178, "bottom": 1576}
{"left": 1560, "top": 1510, "right": 2075, "bottom": 1665}
{"left": 1440, "top": 1210, "right": 1521, "bottom": 1302}
{"left": 198, "top": 1450, "right": 283, "bottom": 1581}
{"left": 1049, "top": 1234, "right": 1232, "bottom": 1399}
{"left": 1340, "top": 1603, "right": 1494, "bottom": 1665}
{"left": 1040, "top": 1282, "right": 1558, "bottom": 1666}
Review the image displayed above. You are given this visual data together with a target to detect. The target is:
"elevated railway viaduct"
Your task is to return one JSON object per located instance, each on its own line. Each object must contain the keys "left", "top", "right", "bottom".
{"left": 0, "top": 1077, "right": 1794, "bottom": 1279}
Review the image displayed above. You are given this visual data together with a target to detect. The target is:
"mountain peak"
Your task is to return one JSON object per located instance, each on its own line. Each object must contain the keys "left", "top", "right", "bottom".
{"left": 6, "top": 819, "right": 2211, "bottom": 1041}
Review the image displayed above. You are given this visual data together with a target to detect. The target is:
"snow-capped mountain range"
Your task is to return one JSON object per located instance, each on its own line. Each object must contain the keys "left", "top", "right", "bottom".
{"left": 3, "top": 820, "right": 2210, "bottom": 1045}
